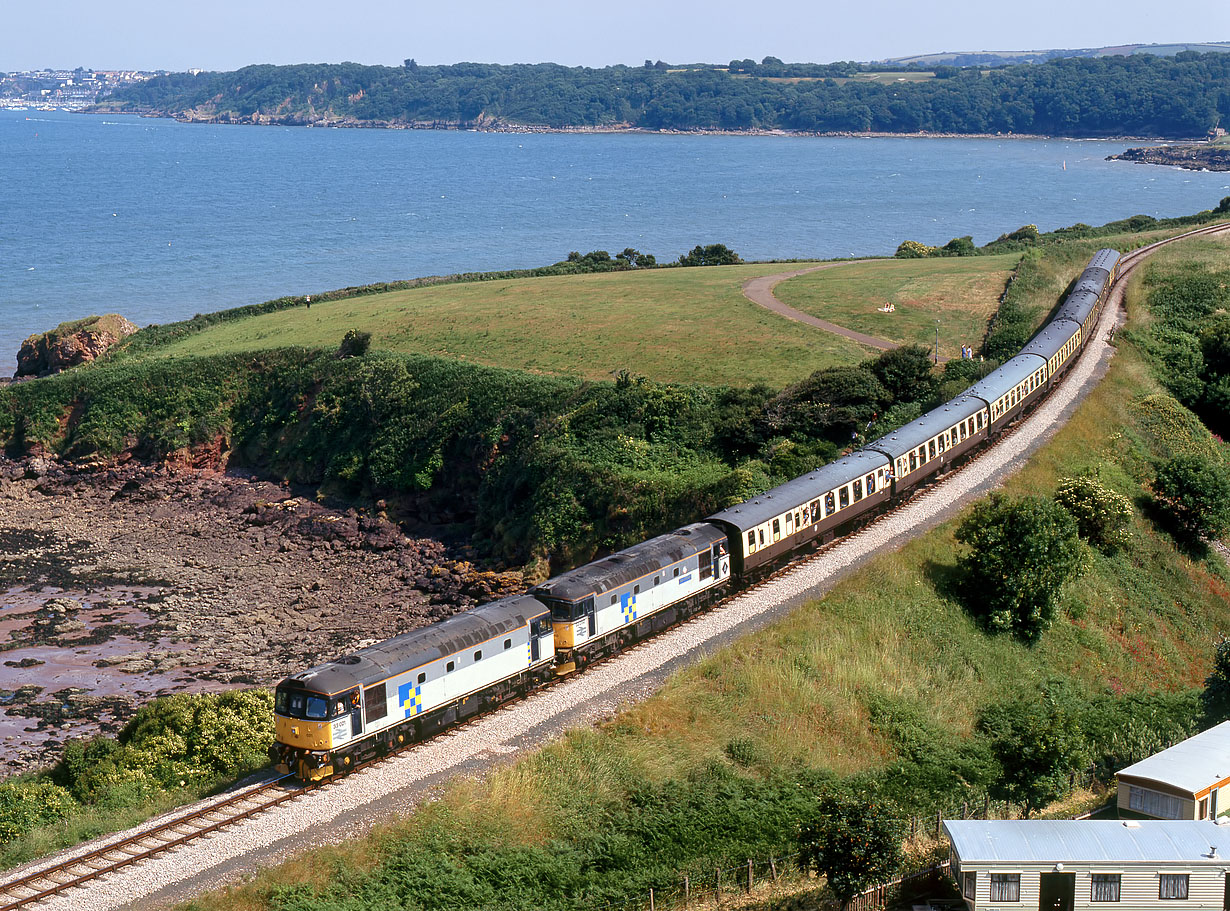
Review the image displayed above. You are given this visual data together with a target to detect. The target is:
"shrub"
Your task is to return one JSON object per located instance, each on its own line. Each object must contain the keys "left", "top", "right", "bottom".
{"left": 337, "top": 329, "right": 372, "bottom": 358}
{"left": 0, "top": 779, "right": 77, "bottom": 843}
{"left": 1152, "top": 453, "right": 1230, "bottom": 545}
{"left": 798, "top": 790, "right": 904, "bottom": 901}
{"left": 954, "top": 494, "right": 1086, "bottom": 643}
{"left": 894, "top": 239, "right": 932, "bottom": 259}
{"left": 677, "top": 244, "right": 741, "bottom": 266}
{"left": 1054, "top": 475, "right": 1133, "bottom": 553}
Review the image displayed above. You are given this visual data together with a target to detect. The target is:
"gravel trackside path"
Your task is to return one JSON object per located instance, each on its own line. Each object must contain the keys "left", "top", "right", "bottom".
{"left": 8, "top": 229, "right": 1226, "bottom": 911}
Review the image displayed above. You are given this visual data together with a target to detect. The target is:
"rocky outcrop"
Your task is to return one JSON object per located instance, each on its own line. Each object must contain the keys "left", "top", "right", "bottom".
{"left": 15, "top": 314, "right": 138, "bottom": 378}
{"left": 1107, "top": 144, "right": 1230, "bottom": 171}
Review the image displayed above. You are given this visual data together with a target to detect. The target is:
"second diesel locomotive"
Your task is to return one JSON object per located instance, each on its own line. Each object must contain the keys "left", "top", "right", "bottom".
{"left": 272, "top": 249, "right": 1119, "bottom": 781}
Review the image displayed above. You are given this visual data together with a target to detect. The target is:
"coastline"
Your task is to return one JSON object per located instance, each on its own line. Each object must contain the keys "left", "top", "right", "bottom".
{"left": 80, "top": 108, "right": 1190, "bottom": 144}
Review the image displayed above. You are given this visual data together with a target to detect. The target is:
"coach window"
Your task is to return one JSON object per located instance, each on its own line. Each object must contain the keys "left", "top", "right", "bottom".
{"left": 866, "top": 473, "right": 876, "bottom": 494}
{"left": 747, "top": 530, "right": 756, "bottom": 551}
{"left": 795, "top": 511, "right": 802, "bottom": 527}
{"left": 825, "top": 492, "right": 835, "bottom": 514}
{"left": 839, "top": 486, "right": 850, "bottom": 509}
{"left": 928, "top": 440, "right": 936, "bottom": 460}
{"left": 772, "top": 518, "right": 781, "bottom": 541}
{"left": 852, "top": 479, "right": 862, "bottom": 502}
{"left": 785, "top": 513, "right": 794, "bottom": 534}
{"left": 758, "top": 529, "right": 765, "bottom": 546}
{"left": 810, "top": 499, "right": 821, "bottom": 521}
{"left": 909, "top": 452, "right": 918, "bottom": 472}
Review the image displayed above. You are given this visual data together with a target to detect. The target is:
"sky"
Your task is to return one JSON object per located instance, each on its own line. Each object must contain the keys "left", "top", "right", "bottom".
{"left": 4, "top": 0, "right": 1230, "bottom": 72}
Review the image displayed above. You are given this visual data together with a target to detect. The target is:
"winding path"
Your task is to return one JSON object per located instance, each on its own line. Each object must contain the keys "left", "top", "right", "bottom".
{"left": 741, "top": 261, "right": 899, "bottom": 351}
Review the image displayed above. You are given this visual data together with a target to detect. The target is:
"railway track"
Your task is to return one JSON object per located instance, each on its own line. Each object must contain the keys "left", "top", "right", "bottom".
{"left": 1, "top": 221, "right": 1224, "bottom": 911}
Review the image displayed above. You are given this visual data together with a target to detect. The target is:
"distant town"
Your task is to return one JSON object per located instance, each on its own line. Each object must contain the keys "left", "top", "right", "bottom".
{"left": 0, "top": 68, "right": 159, "bottom": 111}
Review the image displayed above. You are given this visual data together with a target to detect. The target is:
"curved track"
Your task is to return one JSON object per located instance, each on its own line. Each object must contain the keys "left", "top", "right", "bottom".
{"left": 2, "top": 222, "right": 1225, "bottom": 911}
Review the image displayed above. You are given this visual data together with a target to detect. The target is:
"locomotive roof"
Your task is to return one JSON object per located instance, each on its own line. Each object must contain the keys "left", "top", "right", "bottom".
{"left": 865, "top": 394, "right": 984, "bottom": 459}
{"left": 1055, "top": 287, "right": 1100, "bottom": 325}
{"left": 532, "top": 522, "right": 726, "bottom": 602}
{"left": 1019, "top": 319, "right": 1082, "bottom": 361}
{"left": 279, "top": 593, "right": 548, "bottom": 694}
{"left": 964, "top": 353, "right": 1047, "bottom": 407}
{"left": 706, "top": 450, "right": 888, "bottom": 532}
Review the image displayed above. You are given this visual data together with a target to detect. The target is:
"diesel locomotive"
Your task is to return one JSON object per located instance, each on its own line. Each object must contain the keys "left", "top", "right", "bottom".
{"left": 272, "top": 249, "right": 1119, "bottom": 781}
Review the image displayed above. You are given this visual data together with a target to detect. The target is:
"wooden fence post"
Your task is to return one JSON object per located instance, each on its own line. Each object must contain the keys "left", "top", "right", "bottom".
{"left": 716, "top": 867, "right": 722, "bottom": 906}
{"left": 935, "top": 811, "right": 942, "bottom": 837}
{"left": 649, "top": 888, "right": 654, "bottom": 911}
{"left": 684, "top": 874, "right": 690, "bottom": 909}
{"left": 770, "top": 855, "right": 778, "bottom": 882}
{"left": 747, "top": 859, "right": 754, "bottom": 893}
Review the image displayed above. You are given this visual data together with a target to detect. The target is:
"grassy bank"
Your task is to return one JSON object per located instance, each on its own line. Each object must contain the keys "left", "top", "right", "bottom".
{"left": 172, "top": 235, "right": 1230, "bottom": 911}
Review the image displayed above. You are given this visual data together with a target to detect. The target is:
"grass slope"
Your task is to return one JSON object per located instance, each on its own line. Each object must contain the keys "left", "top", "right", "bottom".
{"left": 146, "top": 263, "right": 869, "bottom": 388}
{"left": 178, "top": 238, "right": 1230, "bottom": 911}
{"left": 773, "top": 254, "right": 1019, "bottom": 357}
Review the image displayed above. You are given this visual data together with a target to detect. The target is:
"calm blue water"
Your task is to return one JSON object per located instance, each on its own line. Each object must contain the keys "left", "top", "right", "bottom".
{"left": 3, "top": 109, "right": 1229, "bottom": 374}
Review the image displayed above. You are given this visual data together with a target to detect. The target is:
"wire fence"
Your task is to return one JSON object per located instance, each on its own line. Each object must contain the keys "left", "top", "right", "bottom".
{"left": 595, "top": 769, "right": 1106, "bottom": 911}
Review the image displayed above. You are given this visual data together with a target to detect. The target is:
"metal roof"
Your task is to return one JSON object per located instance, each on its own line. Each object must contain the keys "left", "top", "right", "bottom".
{"left": 964, "top": 354, "right": 1047, "bottom": 407}
{"left": 1118, "top": 720, "right": 1230, "bottom": 794}
{"left": 945, "top": 819, "right": 1230, "bottom": 865}
{"left": 865, "top": 395, "right": 984, "bottom": 459}
{"left": 1072, "top": 267, "right": 1112, "bottom": 298}
{"left": 1089, "top": 248, "right": 1121, "bottom": 273}
{"left": 533, "top": 522, "right": 726, "bottom": 602}
{"left": 1020, "top": 319, "right": 1082, "bottom": 362}
{"left": 1056, "top": 288, "right": 1101, "bottom": 325}
{"left": 280, "top": 593, "right": 548, "bottom": 694}
{"left": 707, "top": 450, "right": 888, "bottom": 532}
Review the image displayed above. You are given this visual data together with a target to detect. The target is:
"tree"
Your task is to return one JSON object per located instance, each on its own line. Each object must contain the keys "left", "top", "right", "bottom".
{"left": 1152, "top": 453, "right": 1230, "bottom": 545}
{"left": 1201, "top": 637, "right": 1230, "bottom": 726}
{"left": 866, "top": 345, "right": 936, "bottom": 404}
{"left": 677, "top": 243, "right": 741, "bottom": 266}
{"left": 894, "top": 239, "right": 931, "bottom": 259}
{"left": 337, "top": 329, "right": 372, "bottom": 358}
{"left": 954, "top": 494, "right": 1085, "bottom": 643}
{"left": 797, "top": 791, "right": 903, "bottom": 901}
{"left": 979, "top": 689, "right": 1088, "bottom": 817}
{"left": 1053, "top": 475, "right": 1133, "bottom": 553}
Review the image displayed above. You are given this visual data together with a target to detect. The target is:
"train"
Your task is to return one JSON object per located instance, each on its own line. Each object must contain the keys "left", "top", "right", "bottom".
{"left": 271, "top": 248, "right": 1121, "bottom": 781}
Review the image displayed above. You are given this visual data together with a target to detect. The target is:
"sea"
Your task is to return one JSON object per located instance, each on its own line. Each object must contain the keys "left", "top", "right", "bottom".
{"left": 3, "top": 108, "right": 1229, "bottom": 374}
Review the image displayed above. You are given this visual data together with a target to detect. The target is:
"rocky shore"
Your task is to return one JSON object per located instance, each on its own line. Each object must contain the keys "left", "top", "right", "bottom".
{"left": 1107, "top": 144, "right": 1230, "bottom": 171}
{"left": 0, "top": 454, "right": 523, "bottom": 774}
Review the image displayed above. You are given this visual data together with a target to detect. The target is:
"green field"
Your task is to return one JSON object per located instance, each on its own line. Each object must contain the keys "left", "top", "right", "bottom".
{"left": 773, "top": 254, "right": 1020, "bottom": 357}
{"left": 175, "top": 230, "right": 1230, "bottom": 911}
{"left": 148, "top": 263, "right": 875, "bottom": 388}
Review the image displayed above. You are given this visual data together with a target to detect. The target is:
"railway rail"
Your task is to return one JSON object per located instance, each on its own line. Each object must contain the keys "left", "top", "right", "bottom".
{"left": 0, "top": 221, "right": 1224, "bottom": 910}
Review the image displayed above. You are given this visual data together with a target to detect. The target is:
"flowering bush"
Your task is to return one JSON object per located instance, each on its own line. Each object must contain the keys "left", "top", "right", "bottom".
{"left": 1054, "top": 475, "right": 1133, "bottom": 553}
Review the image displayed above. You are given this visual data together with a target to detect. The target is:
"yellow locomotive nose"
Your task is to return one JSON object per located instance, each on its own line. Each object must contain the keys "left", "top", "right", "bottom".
{"left": 276, "top": 714, "right": 333, "bottom": 751}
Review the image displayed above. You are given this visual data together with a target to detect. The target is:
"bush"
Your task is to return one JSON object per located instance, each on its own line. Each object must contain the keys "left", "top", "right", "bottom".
{"left": 954, "top": 494, "right": 1086, "bottom": 643}
{"left": 337, "top": 329, "right": 372, "bottom": 358}
{"left": 798, "top": 790, "right": 904, "bottom": 901}
{"left": 895, "top": 239, "right": 932, "bottom": 259}
{"left": 1152, "top": 453, "right": 1230, "bottom": 545}
{"left": 1202, "top": 637, "right": 1230, "bottom": 725}
{"left": 677, "top": 244, "right": 741, "bottom": 266}
{"left": 0, "top": 780, "right": 77, "bottom": 844}
{"left": 1054, "top": 475, "right": 1133, "bottom": 553}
